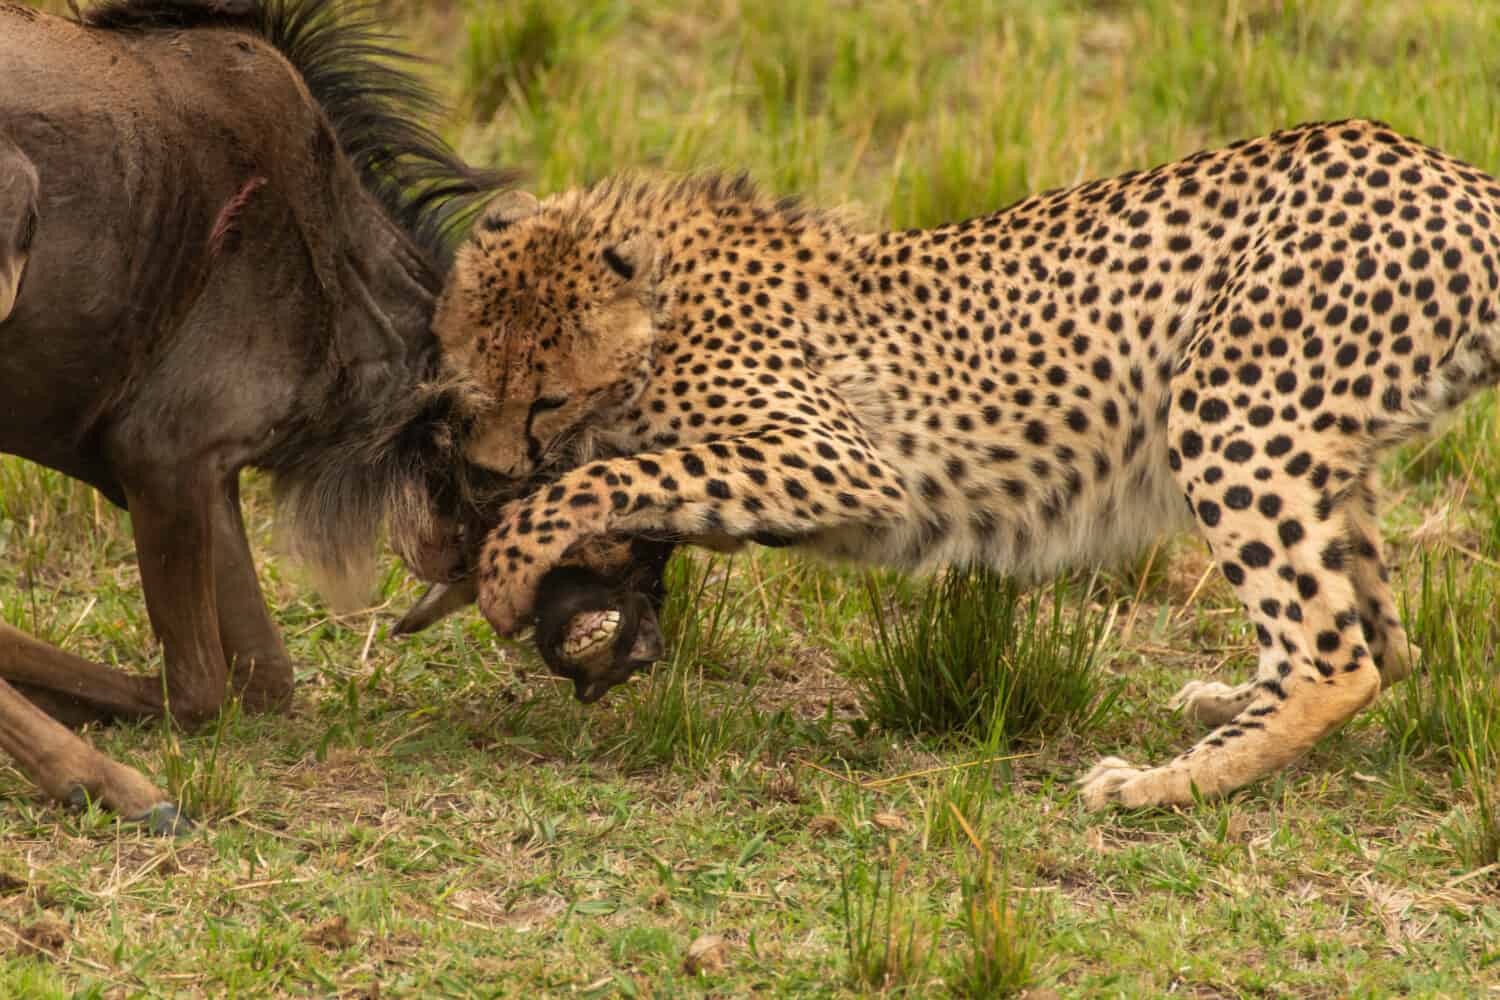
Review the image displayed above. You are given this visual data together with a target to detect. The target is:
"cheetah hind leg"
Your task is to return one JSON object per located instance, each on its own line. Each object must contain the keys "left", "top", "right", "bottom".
{"left": 1082, "top": 441, "right": 1384, "bottom": 809}
{"left": 1169, "top": 470, "right": 1417, "bottom": 728}
{"left": 1346, "top": 469, "right": 1420, "bottom": 687}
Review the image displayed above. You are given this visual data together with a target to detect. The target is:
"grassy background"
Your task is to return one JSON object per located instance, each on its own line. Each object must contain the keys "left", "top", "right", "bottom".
{"left": 4, "top": 0, "right": 1500, "bottom": 995}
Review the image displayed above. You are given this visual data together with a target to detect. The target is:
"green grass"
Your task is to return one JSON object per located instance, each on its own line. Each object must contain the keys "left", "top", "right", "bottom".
{"left": 949, "top": 851, "right": 1038, "bottom": 999}
{"left": 843, "top": 570, "right": 1115, "bottom": 746}
{"left": 5, "top": 0, "right": 1500, "bottom": 995}
{"left": 839, "top": 856, "right": 935, "bottom": 994}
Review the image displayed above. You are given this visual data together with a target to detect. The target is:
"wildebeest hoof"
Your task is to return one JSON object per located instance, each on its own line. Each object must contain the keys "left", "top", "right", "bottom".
{"left": 134, "top": 802, "right": 194, "bottom": 837}
{"left": 556, "top": 596, "right": 665, "bottom": 704}
{"left": 561, "top": 608, "right": 624, "bottom": 669}
{"left": 64, "top": 787, "right": 191, "bottom": 836}
{"left": 535, "top": 567, "right": 666, "bottom": 704}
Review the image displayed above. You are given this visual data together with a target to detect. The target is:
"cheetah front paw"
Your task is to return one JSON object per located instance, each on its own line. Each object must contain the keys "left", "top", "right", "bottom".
{"left": 1079, "top": 756, "right": 1204, "bottom": 810}
{"left": 1077, "top": 756, "right": 1149, "bottom": 810}
{"left": 1169, "top": 680, "right": 1253, "bottom": 727}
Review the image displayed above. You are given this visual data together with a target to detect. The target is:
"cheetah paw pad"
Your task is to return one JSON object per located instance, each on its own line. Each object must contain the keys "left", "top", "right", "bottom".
{"left": 1077, "top": 757, "right": 1148, "bottom": 810}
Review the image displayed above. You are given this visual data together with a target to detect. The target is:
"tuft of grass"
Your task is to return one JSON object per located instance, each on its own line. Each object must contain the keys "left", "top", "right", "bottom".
{"left": 608, "top": 552, "right": 771, "bottom": 769}
{"left": 159, "top": 700, "right": 246, "bottom": 822}
{"left": 1445, "top": 744, "right": 1500, "bottom": 874}
{"left": 839, "top": 855, "right": 933, "bottom": 993}
{"left": 913, "top": 757, "right": 1009, "bottom": 853}
{"left": 948, "top": 854, "right": 1037, "bottom": 998}
{"left": 1377, "top": 560, "right": 1500, "bottom": 765}
{"left": 1377, "top": 557, "right": 1500, "bottom": 874}
{"left": 943, "top": 804, "right": 1038, "bottom": 998}
{"left": 843, "top": 568, "right": 1117, "bottom": 745}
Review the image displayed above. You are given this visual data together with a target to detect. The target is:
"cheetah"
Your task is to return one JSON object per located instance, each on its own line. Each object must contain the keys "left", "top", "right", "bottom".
{"left": 434, "top": 120, "right": 1500, "bottom": 809}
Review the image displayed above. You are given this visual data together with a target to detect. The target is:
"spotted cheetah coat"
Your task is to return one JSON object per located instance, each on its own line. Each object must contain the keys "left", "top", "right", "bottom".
{"left": 436, "top": 120, "right": 1499, "bottom": 808}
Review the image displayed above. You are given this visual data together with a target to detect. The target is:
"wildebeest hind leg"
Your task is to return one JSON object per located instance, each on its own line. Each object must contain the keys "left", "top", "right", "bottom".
{"left": 0, "top": 620, "right": 165, "bottom": 722}
{"left": 213, "top": 475, "right": 293, "bottom": 713}
{"left": 0, "top": 677, "right": 183, "bottom": 833}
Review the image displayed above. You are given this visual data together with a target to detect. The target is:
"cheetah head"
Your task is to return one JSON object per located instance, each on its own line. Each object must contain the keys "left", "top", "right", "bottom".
{"left": 434, "top": 189, "right": 659, "bottom": 482}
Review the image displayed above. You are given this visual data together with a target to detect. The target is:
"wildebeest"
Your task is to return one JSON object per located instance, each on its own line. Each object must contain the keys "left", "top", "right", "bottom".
{"left": 0, "top": 0, "right": 663, "bottom": 832}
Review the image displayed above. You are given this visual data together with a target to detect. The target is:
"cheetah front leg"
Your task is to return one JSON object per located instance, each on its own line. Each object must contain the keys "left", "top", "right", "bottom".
{"left": 1081, "top": 427, "right": 1383, "bottom": 809}
{"left": 474, "top": 428, "right": 909, "bottom": 639}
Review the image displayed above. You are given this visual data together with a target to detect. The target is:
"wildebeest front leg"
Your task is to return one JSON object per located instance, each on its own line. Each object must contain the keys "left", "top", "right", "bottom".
{"left": 123, "top": 463, "right": 231, "bottom": 727}
{"left": 0, "top": 677, "right": 183, "bottom": 834}
{"left": 212, "top": 475, "right": 294, "bottom": 712}
{"left": 0, "top": 620, "right": 166, "bottom": 721}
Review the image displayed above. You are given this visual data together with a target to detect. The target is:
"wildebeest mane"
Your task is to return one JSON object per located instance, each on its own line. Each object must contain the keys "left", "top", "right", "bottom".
{"left": 84, "top": 0, "right": 509, "bottom": 269}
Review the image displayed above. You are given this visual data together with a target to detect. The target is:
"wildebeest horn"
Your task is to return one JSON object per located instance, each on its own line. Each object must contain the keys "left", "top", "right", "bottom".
{"left": 392, "top": 579, "right": 477, "bottom": 635}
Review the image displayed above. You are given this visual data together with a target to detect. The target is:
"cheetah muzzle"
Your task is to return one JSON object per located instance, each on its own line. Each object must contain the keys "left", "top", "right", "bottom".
{"left": 434, "top": 120, "right": 1500, "bottom": 809}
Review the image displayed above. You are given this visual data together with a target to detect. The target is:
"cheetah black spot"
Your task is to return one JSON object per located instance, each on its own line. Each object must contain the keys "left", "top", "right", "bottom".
{"left": 1240, "top": 541, "right": 1273, "bottom": 568}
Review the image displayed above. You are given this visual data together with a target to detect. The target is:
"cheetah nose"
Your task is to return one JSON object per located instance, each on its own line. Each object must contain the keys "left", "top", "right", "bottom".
{"left": 464, "top": 425, "right": 535, "bottom": 481}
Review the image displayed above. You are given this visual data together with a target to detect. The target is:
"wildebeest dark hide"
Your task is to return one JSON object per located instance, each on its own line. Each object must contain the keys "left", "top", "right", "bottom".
{"left": 0, "top": 0, "right": 662, "bottom": 831}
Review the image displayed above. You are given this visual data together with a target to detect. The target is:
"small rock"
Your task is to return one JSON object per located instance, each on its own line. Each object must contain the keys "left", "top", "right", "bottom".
{"left": 683, "top": 933, "right": 732, "bottom": 975}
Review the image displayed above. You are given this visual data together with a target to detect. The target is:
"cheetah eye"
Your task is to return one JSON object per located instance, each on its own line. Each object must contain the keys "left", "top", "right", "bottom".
{"left": 601, "top": 247, "right": 634, "bottom": 281}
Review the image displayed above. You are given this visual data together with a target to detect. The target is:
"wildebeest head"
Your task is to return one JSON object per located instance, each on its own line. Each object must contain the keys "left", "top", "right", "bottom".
{"left": 64, "top": 1, "right": 671, "bottom": 680}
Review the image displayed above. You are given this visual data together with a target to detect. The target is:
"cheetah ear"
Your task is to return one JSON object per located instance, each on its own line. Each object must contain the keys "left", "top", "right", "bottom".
{"left": 472, "top": 189, "right": 540, "bottom": 237}
{"left": 601, "top": 232, "right": 656, "bottom": 287}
